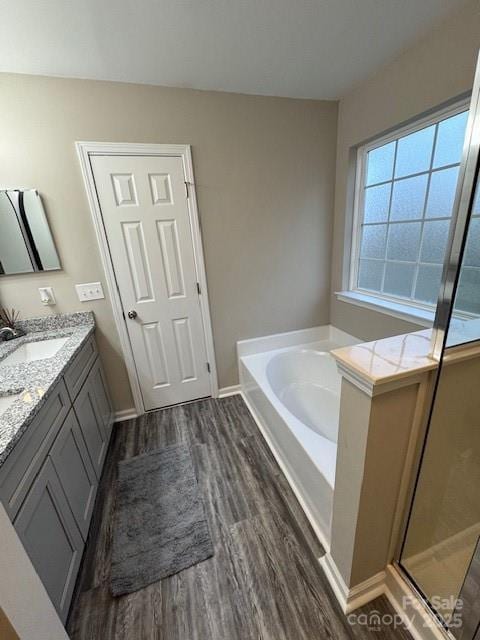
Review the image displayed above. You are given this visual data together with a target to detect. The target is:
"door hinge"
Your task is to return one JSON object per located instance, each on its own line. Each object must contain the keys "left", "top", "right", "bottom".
{"left": 206, "top": 362, "right": 211, "bottom": 373}
{"left": 184, "top": 181, "right": 189, "bottom": 199}
{"left": 196, "top": 281, "right": 201, "bottom": 295}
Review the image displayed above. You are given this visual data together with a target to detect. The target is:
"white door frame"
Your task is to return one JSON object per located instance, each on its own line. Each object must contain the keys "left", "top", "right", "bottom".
{"left": 76, "top": 141, "right": 218, "bottom": 415}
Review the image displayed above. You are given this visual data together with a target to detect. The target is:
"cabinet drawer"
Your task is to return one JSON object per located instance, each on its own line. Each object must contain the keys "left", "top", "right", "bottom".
{"left": 0, "top": 380, "right": 69, "bottom": 521}
{"left": 64, "top": 335, "right": 97, "bottom": 401}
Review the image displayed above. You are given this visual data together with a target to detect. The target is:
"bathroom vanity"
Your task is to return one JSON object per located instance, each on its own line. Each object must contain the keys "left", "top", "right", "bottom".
{"left": 0, "top": 312, "right": 113, "bottom": 622}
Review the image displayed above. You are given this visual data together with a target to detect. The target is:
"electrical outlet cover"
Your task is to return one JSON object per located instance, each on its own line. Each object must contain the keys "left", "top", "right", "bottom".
{"left": 38, "top": 287, "right": 56, "bottom": 305}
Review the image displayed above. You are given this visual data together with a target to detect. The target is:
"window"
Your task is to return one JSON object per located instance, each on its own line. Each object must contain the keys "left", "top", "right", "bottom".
{"left": 349, "top": 102, "right": 475, "bottom": 318}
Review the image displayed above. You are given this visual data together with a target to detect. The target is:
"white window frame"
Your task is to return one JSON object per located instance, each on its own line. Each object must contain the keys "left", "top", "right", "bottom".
{"left": 338, "top": 97, "right": 472, "bottom": 326}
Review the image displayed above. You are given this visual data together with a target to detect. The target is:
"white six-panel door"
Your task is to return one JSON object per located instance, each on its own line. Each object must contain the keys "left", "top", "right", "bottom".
{"left": 90, "top": 154, "right": 211, "bottom": 410}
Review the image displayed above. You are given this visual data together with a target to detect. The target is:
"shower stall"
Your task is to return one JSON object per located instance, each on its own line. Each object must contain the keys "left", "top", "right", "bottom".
{"left": 397, "top": 53, "right": 480, "bottom": 638}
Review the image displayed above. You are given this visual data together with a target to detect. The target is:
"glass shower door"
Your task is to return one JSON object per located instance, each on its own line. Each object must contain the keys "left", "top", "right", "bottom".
{"left": 399, "top": 306, "right": 480, "bottom": 629}
{"left": 398, "top": 52, "right": 480, "bottom": 636}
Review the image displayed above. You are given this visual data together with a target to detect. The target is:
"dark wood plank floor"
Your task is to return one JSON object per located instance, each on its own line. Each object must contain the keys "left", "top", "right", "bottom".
{"left": 68, "top": 395, "right": 411, "bottom": 639}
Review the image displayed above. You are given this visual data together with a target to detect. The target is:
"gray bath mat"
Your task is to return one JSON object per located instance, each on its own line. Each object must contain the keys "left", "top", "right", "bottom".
{"left": 110, "top": 443, "right": 213, "bottom": 596}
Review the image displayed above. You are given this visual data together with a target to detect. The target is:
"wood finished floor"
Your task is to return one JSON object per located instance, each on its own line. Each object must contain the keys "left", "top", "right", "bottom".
{"left": 68, "top": 395, "right": 412, "bottom": 640}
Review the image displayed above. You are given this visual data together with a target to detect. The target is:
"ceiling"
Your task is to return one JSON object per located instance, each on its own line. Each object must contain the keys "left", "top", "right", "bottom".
{"left": 0, "top": 0, "right": 465, "bottom": 100}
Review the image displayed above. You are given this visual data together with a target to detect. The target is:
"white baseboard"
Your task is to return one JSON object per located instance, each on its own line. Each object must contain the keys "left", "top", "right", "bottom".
{"left": 218, "top": 384, "right": 241, "bottom": 398}
{"left": 114, "top": 408, "right": 138, "bottom": 422}
{"left": 348, "top": 570, "right": 386, "bottom": 613}
{"left": 240, "top": 391, "right": 330, "bottom": 554}
{"left": 319, "top": 553, "right": 385, "bottom": 613}
{"left": 320, "top": 553, "right": 350, "bottom": 611}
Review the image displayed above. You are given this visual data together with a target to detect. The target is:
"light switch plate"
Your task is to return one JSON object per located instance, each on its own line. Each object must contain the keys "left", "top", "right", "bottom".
{"left": 75, "top": 282, "right": 105, "bottom": 302}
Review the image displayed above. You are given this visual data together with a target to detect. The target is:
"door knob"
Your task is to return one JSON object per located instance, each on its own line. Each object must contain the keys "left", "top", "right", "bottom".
{"left": 127, "top": 310, "right": 137, "bottom": 319}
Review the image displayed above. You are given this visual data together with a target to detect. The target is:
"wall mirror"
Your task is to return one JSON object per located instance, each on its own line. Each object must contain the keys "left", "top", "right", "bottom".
{"left": 0, "top": 189, "right": 61, "bottom": 275}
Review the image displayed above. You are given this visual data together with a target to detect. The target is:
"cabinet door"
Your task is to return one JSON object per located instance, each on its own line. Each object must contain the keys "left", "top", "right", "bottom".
{"left": 14, "top": 459, "right": 83, "bottom": 622}
{"left": 90, "top": 358, "right": 114, "bottom": 439}
{"left": 50, "top": 410, "right": 98, "bottom": 540}
{"left": 73, "top": 377, "right": 107, "bottom": 478}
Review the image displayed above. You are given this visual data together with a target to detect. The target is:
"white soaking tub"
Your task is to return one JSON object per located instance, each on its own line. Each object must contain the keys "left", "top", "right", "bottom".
{"left": 238, "top": 325, "right": 359, "bottom": 550}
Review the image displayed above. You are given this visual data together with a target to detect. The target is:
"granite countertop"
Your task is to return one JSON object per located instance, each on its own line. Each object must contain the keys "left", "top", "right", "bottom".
{"left": 0, "top": 311, "right": 95, "bottom": 466}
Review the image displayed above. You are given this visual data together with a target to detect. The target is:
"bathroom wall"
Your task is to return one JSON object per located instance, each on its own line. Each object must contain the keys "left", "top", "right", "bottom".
{"left": 0, "top": 75, "right": 337, "bottom": 410}
{"left": 331, "top": 0, "right": 480, "bottom": 341}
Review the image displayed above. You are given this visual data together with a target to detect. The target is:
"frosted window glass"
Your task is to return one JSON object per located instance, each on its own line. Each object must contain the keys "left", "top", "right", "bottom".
{"left": 433, "top": 111, "right": 468, "bottom": 169}
{"left": 425, "top": 166, "right": 459, "bottom": 218}
{"left": 355, "top": 105, "right": 471, "bottom": 309}
{"left": 387, "top": 222, "right": 421, "bottom": 261}
{"left": 383, "top": 263, "right": 415, "bottom": 297}
{"left": 358, "top": 259, "right": 384, "bottom": 291}
{"left": 420, "top": 220, "right": 450, "bottom": 263}
{"left": 415, "top": 264, "right": 443, "bottom": 303}
{"left": 366, "top": 142, "right": 395, "bottom": 185}
{"left": 364, "top": 184, "right": 391, "bottom": 223}
{"left": 360, "top": 224, "right": 387, "bottom": 259}
{"left": 463, "top": 218, "right": 480, "bottom": 267}
{"left": 455, "top": 268, "right": 480, "bottom": 314}
{"left": 390, "top": 175, "right": 428, "bottom": 221}
{"left": 395, "top": 126, "right": 435, "bottom": 178}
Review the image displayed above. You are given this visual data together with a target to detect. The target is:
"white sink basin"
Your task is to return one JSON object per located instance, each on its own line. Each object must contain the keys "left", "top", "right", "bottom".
{"left": 0, "top": 393, "right": 21, "bottom": 415}
{"left": 0, "top": 337, "right": 69, "bottom": 366}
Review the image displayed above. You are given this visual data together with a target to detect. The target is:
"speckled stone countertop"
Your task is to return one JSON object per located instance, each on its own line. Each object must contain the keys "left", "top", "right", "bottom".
{"left": 0, "top": 311, "right": 95, "bottom": 466}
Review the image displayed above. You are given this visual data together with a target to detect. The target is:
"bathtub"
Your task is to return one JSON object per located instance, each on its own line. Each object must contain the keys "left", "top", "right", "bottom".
{"left": 238, "top": 325, "right": 359, "bottom": 550}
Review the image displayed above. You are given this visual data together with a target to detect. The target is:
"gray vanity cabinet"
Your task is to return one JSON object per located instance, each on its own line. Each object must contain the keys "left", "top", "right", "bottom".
{"left": 49, "top": 409, "right": 98, "bottom": 540}
{"left": 0, "top": 333, "right": 114, "bottom": 623}
{"left": 73, "top": 376, "right": 108, "bottom": 478}
{"left": 14, "top": 458, "right": 84, "bottom": 623}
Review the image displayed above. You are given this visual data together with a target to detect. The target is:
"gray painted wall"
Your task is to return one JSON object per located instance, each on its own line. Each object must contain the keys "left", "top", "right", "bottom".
{"left": 0, "top": 75, "right": 337, "bottom": 410}
{"left": 331, "top": 0, "right": 480, "bottom": 342}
